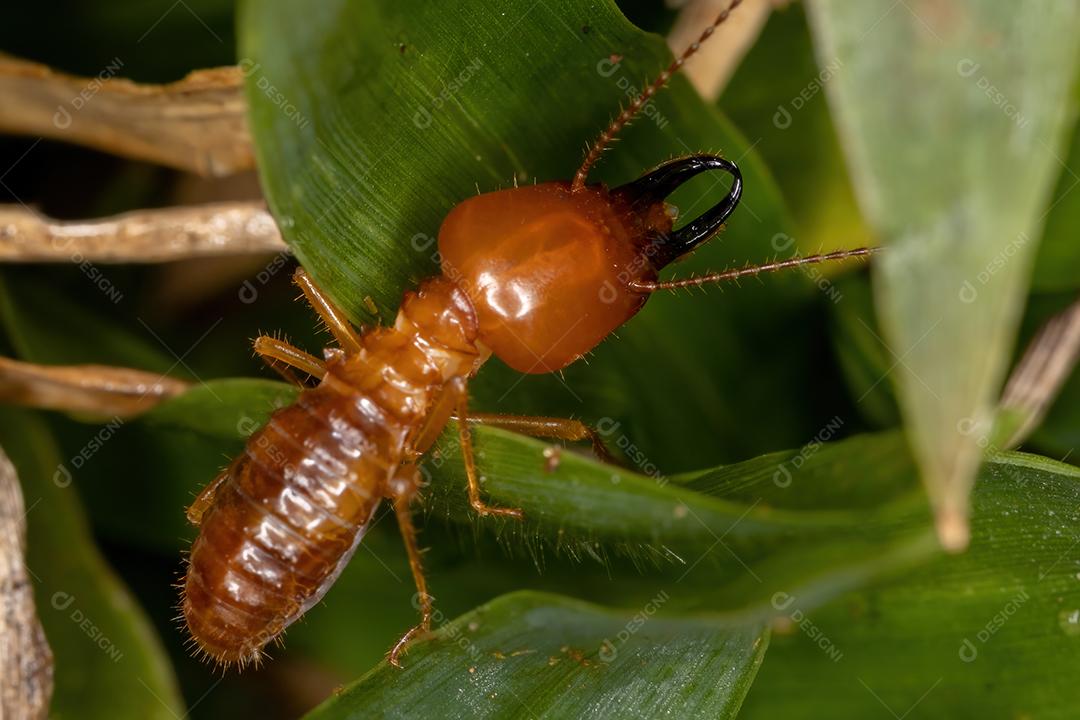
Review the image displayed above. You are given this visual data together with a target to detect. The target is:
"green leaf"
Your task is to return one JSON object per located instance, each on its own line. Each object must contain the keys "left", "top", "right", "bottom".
{"left": 51, "top": 377, "right": 938, "bottom": 677}
{"left": 52, "top": 378, "right": 1078, "bottom": 713}
{"left": 239, "top": 0, "right": 849, "bottom": 470}
{"left": 805, "top": 0, "right": 1080, "bottom": 547}
{"left": 76, "top": 380, "right": 936, "bottom": 605}
{"left": 827, "top": 277, "right": 1080, "bottom": 460}
{"left": 739, "top": 451, "right": 1080, "bottom": 718}
{"left": 304, "top": 591, "right": 769, "bottom": 720}
{"left": 0, "top": 409, "right": 184, "bottom": 719}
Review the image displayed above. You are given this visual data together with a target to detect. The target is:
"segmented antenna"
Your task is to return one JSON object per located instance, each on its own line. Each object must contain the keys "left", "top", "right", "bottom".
{"left": 571, "top": 0, "right": 745, "bottom": 193}
{"left": 628, "top": 247, "right": 879, "bottom": 292}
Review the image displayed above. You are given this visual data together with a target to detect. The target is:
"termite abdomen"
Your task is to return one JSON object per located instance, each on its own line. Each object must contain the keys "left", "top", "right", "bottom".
{"left": 182, "top": 392, "right": 387, "bottom": 666}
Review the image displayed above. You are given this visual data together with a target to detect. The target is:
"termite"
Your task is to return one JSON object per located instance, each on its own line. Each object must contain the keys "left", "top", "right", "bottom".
{"left": 180, "top": 0, "right": 874, "bottom": 668}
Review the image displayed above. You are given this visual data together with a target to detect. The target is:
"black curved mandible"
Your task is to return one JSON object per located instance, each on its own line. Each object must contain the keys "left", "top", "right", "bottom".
{"left": 612, "top": 154, "right": 742, "bottom": 268}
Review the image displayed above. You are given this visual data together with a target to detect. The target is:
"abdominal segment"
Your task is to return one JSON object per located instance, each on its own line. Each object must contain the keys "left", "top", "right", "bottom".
{"left": 182, "top": 392, "right": 390, "bottom": 666}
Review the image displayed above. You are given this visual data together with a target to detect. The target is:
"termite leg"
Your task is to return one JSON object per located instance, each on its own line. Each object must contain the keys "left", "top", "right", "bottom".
{"left": 451, "top": 379, "right": 524, "bottom": 520}
{"left": 186, "top": 469, "right": 229, "bottom": 526}
{"left": 253, "top": 335, "right": 326, "bottom": 386}
{"left": 292, "top": 268, "right": 364, "bottom": 354}
{"left": 405, "top": 382, "right": 458, "bottom": 461}
{"left": 460, "top": 413, "right": 615, "bottom": 464}
{"left": 387, "top": 464, "right": 433, "bottom": 668}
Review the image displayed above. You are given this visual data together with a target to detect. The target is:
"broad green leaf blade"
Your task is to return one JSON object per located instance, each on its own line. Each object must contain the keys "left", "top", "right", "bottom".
{"left": 304, "top": 591, "right": 769, "bottom": 720}
{"left": 828, "top": 275, "right": 1080, "bottom": 458}
{"left": 739, "top": 451, "right": 1080, "bottom": 718}
{"left": 56, "top": 381, "right": 933, "bottom": 681}
{"left": 0, "top": 409, "right": 183, "bottom": 720}
{"left": 805, "top": 0, "right": 1080, "bottom": 548}
{"left": 68, "top": 377, "right": 1080, "bottom": 719}
{"left": 80, "top": 381, "right": 935, "bottom": 628}
{"left": 240, "top": 0, "right": 846, "bottom": 470}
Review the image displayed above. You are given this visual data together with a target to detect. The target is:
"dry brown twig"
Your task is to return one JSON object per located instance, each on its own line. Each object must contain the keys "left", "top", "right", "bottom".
{"left": 667, "top": 0, "right": 781, "bottom": 101}
{"left": 0, "top": 202, "right": 287, "bottom": 263}
{"left": 999, "top": 296, "right": 1080, "bottom": 448}
{"left": 0, "top": 55, "right": 252, "bottom": 177}
{"left": 0, "top": 356, "right": 189, "bottom": 419}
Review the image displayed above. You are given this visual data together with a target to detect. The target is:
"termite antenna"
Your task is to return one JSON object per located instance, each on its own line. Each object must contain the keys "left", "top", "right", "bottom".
{"left": 571, "top": 0, "right": 745, "bottom": 193}
{"left": 628, "top": 247, "right": 880, "bottom": 292}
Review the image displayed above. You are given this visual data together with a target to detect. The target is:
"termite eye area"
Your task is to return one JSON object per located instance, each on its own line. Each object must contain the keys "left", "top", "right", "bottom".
{"left": 612, "top": 154, "right": 743, "bottom": 269}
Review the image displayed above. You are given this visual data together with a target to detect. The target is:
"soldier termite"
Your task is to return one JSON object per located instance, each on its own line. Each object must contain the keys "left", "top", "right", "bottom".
{"left": 180, "top": 0, "right": 876, "bottom": 669}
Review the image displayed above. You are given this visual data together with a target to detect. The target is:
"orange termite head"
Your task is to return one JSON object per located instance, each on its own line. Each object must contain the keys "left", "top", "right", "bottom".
{"left": 438, "top": 155, "right": 742, "bottom": 373}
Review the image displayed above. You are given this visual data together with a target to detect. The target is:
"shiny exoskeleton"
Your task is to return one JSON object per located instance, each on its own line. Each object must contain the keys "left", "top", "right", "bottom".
{"left": 182, "top": 152, "right": 753, "bottom": 666}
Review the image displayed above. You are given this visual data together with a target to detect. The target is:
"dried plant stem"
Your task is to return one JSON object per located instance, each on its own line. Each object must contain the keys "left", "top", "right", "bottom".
{"left": 667, "top": 0, "right": 777, "bottom": 101}
{"left": 0, "top": 55, "right": 252, "bottom": 177}
{"left": 0, "top": 356, "right": 189, "bottom": 418}
{"left": 0, "top": 202, "right": 287, "bottom": 263}
{"left": 999, "top": 296, "right": 1080, "bottom": 448}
